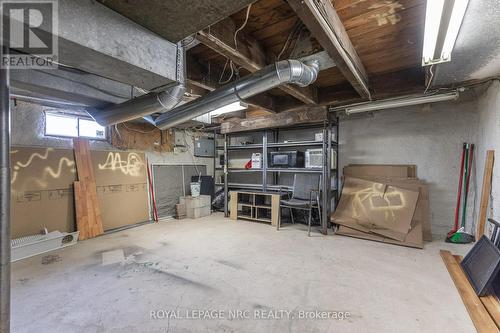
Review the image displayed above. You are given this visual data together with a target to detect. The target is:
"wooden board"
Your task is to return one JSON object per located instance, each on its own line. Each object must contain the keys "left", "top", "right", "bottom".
{"left": 221, "top": 106, "right": 328, "bottom": 133}
{"left": 271, "top": 194, "right": 280, "bottom": 227}
{"left": 230, "top": 191, "right": 238, "bottom": 221}
{"left": 73, "top": 139, "right": 104, "bottom": 240}
{"left": 287, "top": 0, "right": 369, "bottom": 98}
{"left": 440, "top": 250, "right": 499, "bottom": 333}
{"left": 477, "top": 151, "right": 495, "bottom": 237}
{"left": 73, "top": 181, "right": 103, "bottom": 240}
{"left": 481, "top": 294, "right": 500, "bottom": 329}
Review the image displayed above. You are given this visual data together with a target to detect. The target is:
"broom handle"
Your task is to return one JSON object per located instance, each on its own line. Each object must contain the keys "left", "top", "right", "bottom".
{"left": 461, "top": 144, "right": 474, "bottom": 229}
{"left": 453, "top": 143, "right": 467, "bottom": 231}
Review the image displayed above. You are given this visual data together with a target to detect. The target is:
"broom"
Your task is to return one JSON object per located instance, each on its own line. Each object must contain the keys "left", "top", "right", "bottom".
{"left": 448, "top": 143, "right": 466, "bottom": 238}
{"left": 447, "top": 143, "right": 475, "bottom": 244}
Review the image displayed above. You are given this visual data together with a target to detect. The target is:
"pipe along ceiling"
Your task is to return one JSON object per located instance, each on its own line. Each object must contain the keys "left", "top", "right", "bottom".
{"left": 87, "top": 57, "right": 320, "bottom": 130}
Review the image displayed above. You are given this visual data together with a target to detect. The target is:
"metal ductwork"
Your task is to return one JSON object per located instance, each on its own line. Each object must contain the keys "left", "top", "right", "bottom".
{"left": 154, "top": 59, "right": 320, "bottom": 130}
{"left": 87, "top": 43, "right": 187, "bottom": 126}
{"left": 87, "top": 83, "right": 185, "bottom": 126}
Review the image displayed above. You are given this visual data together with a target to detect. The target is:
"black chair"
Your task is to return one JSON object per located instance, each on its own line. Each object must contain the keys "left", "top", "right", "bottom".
{"left": 277, "top": 174, "right": 321, "bottom": 236}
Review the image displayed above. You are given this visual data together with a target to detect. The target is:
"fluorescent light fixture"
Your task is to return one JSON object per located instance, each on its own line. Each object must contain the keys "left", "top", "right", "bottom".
{"left": 344, "top": 91, "right": 459, "bottom": 115}
{"left": 210, "top": 101, "right": 248, "bottom": 117}
{"left": 422, "top": 0, "right": 469, "bottom": 66}
{"left": 192, "top": 101, "right": 248, "bottom": 124}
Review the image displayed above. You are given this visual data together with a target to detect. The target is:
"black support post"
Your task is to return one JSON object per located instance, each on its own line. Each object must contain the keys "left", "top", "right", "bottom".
{"left": 0, "top": 45, "right": 11, "bottom": 333}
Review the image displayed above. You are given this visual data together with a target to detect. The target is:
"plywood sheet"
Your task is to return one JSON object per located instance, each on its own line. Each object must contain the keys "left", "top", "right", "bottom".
{"left": 73, "top": 139, "right": 103, "bottom": 239}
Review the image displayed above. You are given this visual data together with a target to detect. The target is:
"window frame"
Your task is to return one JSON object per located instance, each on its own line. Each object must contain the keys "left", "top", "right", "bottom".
{"left": 44, "top": 111, "right": 107, "bottom": 141}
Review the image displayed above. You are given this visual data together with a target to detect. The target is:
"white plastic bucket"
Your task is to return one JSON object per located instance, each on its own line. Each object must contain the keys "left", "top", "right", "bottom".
{"left": 190, "top": 182, "right": 201, "bottom": 197}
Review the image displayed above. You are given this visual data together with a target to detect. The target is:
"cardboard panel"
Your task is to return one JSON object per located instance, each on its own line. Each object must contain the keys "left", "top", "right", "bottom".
{"left": 10, "top": 147, "right": 77, "bottom": 238}
{"left": 344, "top": 164, "right": 417, "bottom": 179}
{"left": 332, "top": 177, "right": 419, "bottom": 241}
{"left": 336, "top": 220, "right": 424, "bottom": 249}
{"left": 341, "top": 173, "right": 432, "bottom": 241}
{"left": 91, "top": 150, "right": 149, "bottom": 230}
{"left": 10, "top": 147, "right": 149, "bottom": 238}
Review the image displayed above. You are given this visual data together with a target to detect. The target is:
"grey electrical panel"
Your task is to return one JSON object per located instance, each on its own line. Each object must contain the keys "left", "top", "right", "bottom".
{"left": 194, "top": 137, "right": 215, "bottom": 157}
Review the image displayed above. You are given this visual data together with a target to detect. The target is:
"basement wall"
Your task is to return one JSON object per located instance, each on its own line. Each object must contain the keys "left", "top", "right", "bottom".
{"left": 475, "top": 81, "right": 500, "bottom": 237}
{"left": 10, "top": 101, "right": 214, "bottom": 225}
{"left": 339, "top": 96, "right": 479, "bottom": 237}
{"left": 11, "top": 101, "right": 214, "bottom": 176}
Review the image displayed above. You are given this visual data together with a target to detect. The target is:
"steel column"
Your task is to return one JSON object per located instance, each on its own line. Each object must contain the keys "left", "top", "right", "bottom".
{"left": 0, "top": 45, "right": 11, "bottom": 333}
{"left": 262, "top": 131, "right": 268, "bottom": 191}
{"left": 223, "top": 134, "right": 229, "bottom": 217}
{"left": 326, "top": 122, "right": 333, "bottom": 231}
{"left": 321, "top": 123, "right": 330, "bottom": 234}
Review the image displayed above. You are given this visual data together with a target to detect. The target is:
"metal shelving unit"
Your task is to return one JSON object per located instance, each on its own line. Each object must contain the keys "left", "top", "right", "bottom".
{"left": 218, "top": 119, "right": 339, "bottom": 235}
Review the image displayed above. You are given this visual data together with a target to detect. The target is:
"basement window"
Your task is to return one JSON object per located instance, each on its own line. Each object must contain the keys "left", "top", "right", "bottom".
{"left": 44, "top": 112, "right": 106, "bottom": 140}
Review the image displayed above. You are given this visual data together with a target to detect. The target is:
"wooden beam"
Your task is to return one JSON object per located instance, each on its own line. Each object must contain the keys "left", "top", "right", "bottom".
{"left": 196, "top": 17, "right": 318, "bottom": 105}
{"left": 221, "top": 106, "right": 328, "bottom": 134}
{"left": 186, "top": 53, "right": 277, "bottom": 112}
{"left": 440, "top": 250, "right": 499, "bottom": 333}
{"left": 478, "top": 151, "right": 495, "bottom": 237}
{"left": 481, "top": 294, "right": 500, "bottom": 329}
{"left": 287, "top": 0, "right": 370, "bottom": 99}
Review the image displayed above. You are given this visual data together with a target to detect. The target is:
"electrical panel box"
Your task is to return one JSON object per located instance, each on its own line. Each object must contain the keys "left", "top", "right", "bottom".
{"left": 194, "top": 137, "right": 215, "bottom": 157}
{"left": 174, "top": 131, "right": 185, "bottom": 146}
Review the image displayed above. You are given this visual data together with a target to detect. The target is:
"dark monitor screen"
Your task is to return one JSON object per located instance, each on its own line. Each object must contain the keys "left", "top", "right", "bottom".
{"left": 461, "top": 235, "right": 500, "bottom": 296}
{"left": 273, "top": 154, "right": 289, "bottom": 165}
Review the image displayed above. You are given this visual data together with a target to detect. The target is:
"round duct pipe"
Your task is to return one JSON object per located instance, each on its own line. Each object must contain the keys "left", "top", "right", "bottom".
{"left": 154, "top": 59, "right": 319, "bottom": 130}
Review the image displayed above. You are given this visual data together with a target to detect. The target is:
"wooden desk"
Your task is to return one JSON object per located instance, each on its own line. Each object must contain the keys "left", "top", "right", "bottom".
{"left": 230, "top": 191, "right": 280, "bottom": 226}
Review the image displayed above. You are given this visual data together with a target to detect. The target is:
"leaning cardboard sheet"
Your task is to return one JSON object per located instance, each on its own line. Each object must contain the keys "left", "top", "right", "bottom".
{"left": 332, "top": 176, "right": 424, "bottom": 249}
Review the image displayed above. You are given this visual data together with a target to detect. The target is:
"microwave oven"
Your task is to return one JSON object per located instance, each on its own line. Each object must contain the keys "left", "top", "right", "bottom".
{"left": 269, "top": 151, "right": 304, "bottom": 168}
{"left": 305, "top": 149, "right": 337, "bottom": 169}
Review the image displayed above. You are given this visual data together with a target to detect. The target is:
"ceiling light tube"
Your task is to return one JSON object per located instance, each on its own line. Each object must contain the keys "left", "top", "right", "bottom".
{"left": 422, "top": 0, "right": 469, "bottom": 66}
{"left": 344, "top": 91, "right": 459, "bottom": 115}
{"left": 209, "top": 101, "right": 248, "bottom": 117}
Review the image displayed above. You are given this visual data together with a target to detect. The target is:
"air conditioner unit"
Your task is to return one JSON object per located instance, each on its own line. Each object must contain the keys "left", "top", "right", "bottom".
{"left": 305, "top": 149, "right": 337, "bottom": 169}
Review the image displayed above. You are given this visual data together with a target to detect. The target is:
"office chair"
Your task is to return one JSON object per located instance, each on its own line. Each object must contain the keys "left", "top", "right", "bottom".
{"left": 278, "top": 173, "right": 321, "bottom": 236}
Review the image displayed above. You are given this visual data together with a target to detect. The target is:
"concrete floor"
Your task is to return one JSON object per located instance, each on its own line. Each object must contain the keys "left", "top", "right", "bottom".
{"left": 12, "top": 213, "right": 475, "bottom": 333}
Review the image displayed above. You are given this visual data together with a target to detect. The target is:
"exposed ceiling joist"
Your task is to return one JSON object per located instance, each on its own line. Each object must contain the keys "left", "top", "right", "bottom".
{"left": 196, "top": 17, "right": 319, "bottom": 105}
{"left": 186, "top": 54, "right": 277, "bottom": 113}
{"left": 287, "top": 0, "right": 370, "bottom": 99}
